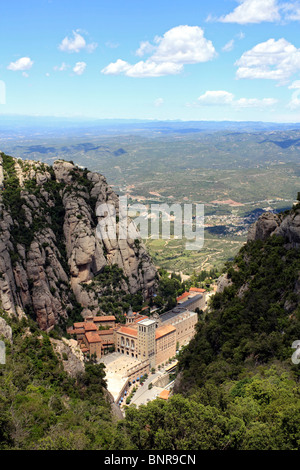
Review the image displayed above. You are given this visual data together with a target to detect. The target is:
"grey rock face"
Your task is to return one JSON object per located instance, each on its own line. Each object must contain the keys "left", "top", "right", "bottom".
{"left": 274, "top": 211, "right": 300, "bottom": 248}
{"left": 0, "top": 316, "right": 13, "bottom": 343}
{"left": 0, "top": 155, "right": 157, "bottom": 329}
{"left": 216, "top": 273, "right": 233, "bottom": 294}
{"left": 247, "top": 207, "right": 300, "bottom": 249}
{"left": 247, "top": 212, "right": 281, "bottom": 242}
{"left": 50, "top": 337, "right": 85, "bottom": 376}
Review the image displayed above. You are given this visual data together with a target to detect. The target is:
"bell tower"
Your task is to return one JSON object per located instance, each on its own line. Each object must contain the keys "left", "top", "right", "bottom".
{"left": 137, "top": 318, "right": 156, "bottom": 368}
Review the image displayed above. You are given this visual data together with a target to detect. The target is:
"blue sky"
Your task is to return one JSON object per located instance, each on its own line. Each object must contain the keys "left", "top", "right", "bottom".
{"left": 1, "top": 0, "right": 300, "bottom": 121}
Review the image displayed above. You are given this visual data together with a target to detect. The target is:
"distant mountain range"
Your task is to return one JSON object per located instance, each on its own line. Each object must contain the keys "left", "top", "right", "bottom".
{"left": 2, "top": 114, "right": 300, "bottom": 134}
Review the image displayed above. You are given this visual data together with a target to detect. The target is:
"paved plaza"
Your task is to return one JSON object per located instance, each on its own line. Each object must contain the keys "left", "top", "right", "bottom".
{"left": 100, "top": 352, "right": 141, "bottom": 401}
{"left": 100, "top": 352, "right": 176, "bottom": 406}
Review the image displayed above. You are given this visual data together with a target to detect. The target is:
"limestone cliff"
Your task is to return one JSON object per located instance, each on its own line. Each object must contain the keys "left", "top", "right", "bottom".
{"left": 247, "top": 204, "right": 300, "bottom": 248}
{"left": 0, "top": 152, "right": 157, "bottom": 330}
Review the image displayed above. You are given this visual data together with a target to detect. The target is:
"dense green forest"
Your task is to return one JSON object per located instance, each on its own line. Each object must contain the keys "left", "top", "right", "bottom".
{"left": 0, "top": 315, "right": 117, "bottom": 450}
{"left": 1, "top": 209, "right": 300, "bottom": 450}
{"left": 111, "top": 232, "right": 300, "bottom": 450}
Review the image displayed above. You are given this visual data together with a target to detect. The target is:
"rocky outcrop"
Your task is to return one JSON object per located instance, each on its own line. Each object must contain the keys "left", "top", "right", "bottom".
{"left": 247, "top": 206, "right": 300, "bottom": 249}
{"left": 247, "top": 212, "right": 281, "bottom": 242}
{"left": 0, "top": 153, "right": 157, "bottom": 329}
{"left": 237, "top": 282, "right": 250, "bottom": 299}
{"left": 0, "top": 316, "right": 12, "bottom": 343}
{"left": 50, "top": 337, "right": 85, "bottom": 377}
{"left": 273, "top": 210, "right": 300, "bottom": 248}
{"left": 216, "top": 273, "right": 233, "bottom": 293}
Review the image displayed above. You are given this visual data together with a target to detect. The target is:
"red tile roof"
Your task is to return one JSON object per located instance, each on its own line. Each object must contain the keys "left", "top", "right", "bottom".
{"left": 74, "top": 328, "right": 85, "bottom": 334}
{"left": 98, "top": 329, "right": 114, "bottom": 336}
{"left": 135, "top": 316, "right": 149, "bottom": 323}
{"left": 189, "top": 287, "right": 206, "bottom": 293}
{"left": 155, "top": 324, "right": 176, "bottom": 339}
{"left": 159, "top": 390, "right": 170, "bottom": 400}
{"left": 93, "top": 315, "right": 116, "bottom": 322}
{"left": 176, "top": 292, "right": 190, "bottom": 302}
{"left": 85, "top": 331, "right": 102, "bottom": 343}
{"left": 74, "top": 322, "right": 85, "bottom": 328}
{"left": 118, "top": 326, "right": 138, "bottom": 337}
{"left": 84, "top": 322, "right": 98, "bottom": 332}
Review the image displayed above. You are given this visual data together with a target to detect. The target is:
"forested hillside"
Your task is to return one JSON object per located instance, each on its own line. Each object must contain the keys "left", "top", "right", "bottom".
{"left": 116, "top": 205, "right": 300, "bottom": 450}
{"left": 1, "top": 161, "right": 300, "bottom": 450}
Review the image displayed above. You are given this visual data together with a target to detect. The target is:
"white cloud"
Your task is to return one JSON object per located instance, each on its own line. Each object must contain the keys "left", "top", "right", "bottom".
{"left": 7, "top": 57, "right": 33, "bottom": 71}
{"left": 222, "top": 39, "right": 235, "bottom": 52}
{"left": 235, "top": 97, "right": 278, "bottom": 108}
{"left": 288, "top": 93, "right": 300, "bottom": 108}
{"left": 59, "top": 30, "right": 97, "bottom": 53}
{"left": 105, "top": 41, "right": 119, "bottom": 49}
{"left": 125, "top": 61, "right": 183, "bottom": 77}
{"left": 217, "top": 0, "right": 281, "bottom": 24}
{"left": 102, "top": 59, "right": 183, "bottom": 77}
{"left": 73, "top": 61, "right": 86, "bottom": 75}
{"left": 287, "top": 80, "right": 300, "bottom": 108}
{"left": 222, "top": 32, "right": 245, "bottom": 53}
{"left": 289, "top": 80, "right": 300, "bottom": 89}
{"left": 287, "top": 93, "right": 300, "bottom": 109}
{"left": 211, "top": 1, "right": 300, "bottom": 24}
{"left": 54, "top": 62, "right": 69, "bottom": 72}
{"left": 281, "top": 2, "right": 300, "bottom": 21}
{"left": 136, "top": 41, "right": 156, "bottom": 57}
{"left": 235, "top": 38, "right": 300, "bottom": 82}
{"left": 197, "top": 90, "right": 234, "bottom": 105}
{"left": 154, "top": 98, "right": 164, "bottom": 107}
{"left": 101, "top": 25, "right": 216, "bottom": 78}
{"left": 86, "top": 42, "right": 98, "bottom": 53}
{"left": 195, "top": 90, "right": 277, "bottom": 109}
{"left": 150, "top": 25, "right": 216, "bottom": 64}
{"left": 101, "top": 59, "right": 131, "bottom": 75}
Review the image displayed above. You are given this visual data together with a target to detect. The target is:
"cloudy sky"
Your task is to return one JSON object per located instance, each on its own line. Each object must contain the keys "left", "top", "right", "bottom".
{"left": 2, "top": 0, "right": 300, "bottom": 121}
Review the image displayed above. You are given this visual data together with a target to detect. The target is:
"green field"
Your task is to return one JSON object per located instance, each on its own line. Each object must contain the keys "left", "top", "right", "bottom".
{"left": 145, "top": 232, "right": 246, "bottom": 274}
{"left": 3, "top": 126, "right": 300, "bottom": 275}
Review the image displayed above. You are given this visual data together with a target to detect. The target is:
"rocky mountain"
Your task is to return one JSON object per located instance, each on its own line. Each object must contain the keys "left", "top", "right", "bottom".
{"left": 0, "top": 152, "right": 157, "bottom": 330}
{"left": 247, "top": 204, "right": 300, "bottom": 248}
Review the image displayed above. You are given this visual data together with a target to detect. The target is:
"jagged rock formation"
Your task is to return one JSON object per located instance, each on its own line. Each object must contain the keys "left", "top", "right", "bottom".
{"left": 247, "top": 212, "right": 281, "bottom": 242}
{"left": 0, "top": 316, "right": 13, "bottom": 343}
{"left": 216, "top": 273, "right": 233, "bottom": 294}
{"left": 0, "top": 153, "right": 157, "bottom": 330}
{"left": 247, "top": 206, "right": 300, "bottom": 248}
{"left": 50, "top": 337, "right": 85, "bottom": 376}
